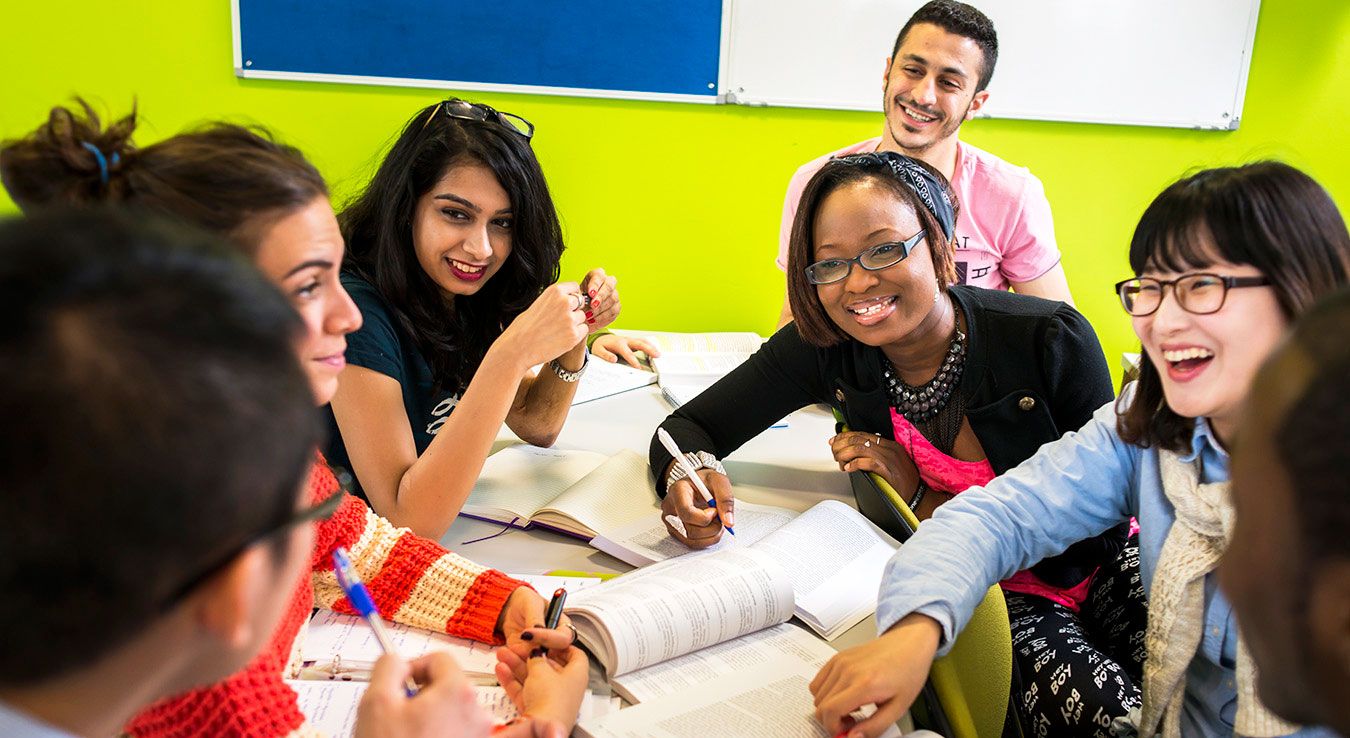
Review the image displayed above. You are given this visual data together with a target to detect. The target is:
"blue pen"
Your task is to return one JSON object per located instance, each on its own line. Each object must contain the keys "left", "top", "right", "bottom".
{"left": 332, "top": 547, "right": 419, "bottom": 697}
{"left": 656, "top": 428, "right": 735, "bottom": 536}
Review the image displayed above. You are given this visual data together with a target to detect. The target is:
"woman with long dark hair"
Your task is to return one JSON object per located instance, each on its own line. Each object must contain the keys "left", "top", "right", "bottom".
{"left": 328, "top": 98, "right": 649, "bottom": 538}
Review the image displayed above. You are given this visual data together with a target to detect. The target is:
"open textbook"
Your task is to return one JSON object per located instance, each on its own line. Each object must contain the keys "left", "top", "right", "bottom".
{"left": 569, "top": 500, "right": 898, "bottom": 678}
{"left": 575, "top": 649, "right": 902, "bottom": 738}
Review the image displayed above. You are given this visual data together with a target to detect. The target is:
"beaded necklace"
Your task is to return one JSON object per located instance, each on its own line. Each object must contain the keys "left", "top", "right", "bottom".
{"left": 882, "top": 323, "right": 968, "bottom": 455}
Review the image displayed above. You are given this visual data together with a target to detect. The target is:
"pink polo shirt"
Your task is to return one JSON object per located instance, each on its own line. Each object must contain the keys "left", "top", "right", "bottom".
{"left": 776, "top": 137, "right": 1061, "bottom": 291}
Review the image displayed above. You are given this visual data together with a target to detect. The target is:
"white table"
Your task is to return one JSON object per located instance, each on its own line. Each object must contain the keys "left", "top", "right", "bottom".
{"left": 439, "top": 383, "right": 881, "bottom": 650}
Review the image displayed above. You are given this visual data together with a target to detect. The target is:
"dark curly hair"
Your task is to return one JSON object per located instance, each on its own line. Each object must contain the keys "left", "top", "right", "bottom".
{"left": 340, "top": 100, "right": 564, "bottom": 392}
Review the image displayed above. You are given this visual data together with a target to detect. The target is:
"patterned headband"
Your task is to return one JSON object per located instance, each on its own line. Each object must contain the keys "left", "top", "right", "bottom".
{"left": 832, "top": 151, "right": 956, "bottom": 241}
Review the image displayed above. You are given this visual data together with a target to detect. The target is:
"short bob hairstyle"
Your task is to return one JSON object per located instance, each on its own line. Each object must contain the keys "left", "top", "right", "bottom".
{"left": 1116, "top": 161, "right": 1350, "bottom": 451}
{"left": 786, "top": 155, "right": 959, "bottom": 347}
{"left": 340, "top": 100, "right": 564, "bottom": 393}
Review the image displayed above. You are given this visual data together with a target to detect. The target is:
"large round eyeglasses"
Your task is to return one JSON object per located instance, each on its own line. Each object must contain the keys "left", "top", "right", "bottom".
{"left": 1113, "top": 273, "right": 1271, "bottom": 316}
{"left": 805, "top": 230, "right": 926, "bottom": 285}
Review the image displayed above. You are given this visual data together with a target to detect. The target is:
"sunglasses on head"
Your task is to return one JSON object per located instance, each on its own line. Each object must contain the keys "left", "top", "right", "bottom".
{"left": 419, "top": 98, "right": 535, "bottom": 140}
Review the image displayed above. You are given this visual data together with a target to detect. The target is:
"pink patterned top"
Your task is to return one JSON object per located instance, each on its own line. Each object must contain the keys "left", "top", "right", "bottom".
{"left": 890, "top": 408, "right": 1095, "bottom": 611}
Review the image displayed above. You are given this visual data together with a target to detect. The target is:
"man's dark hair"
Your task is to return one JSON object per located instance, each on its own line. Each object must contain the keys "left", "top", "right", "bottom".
{"left": 892, "top": 0, "right": 999, "bottom": 92}
{"left": 1273, "top": 288, "right": 1350, "bottom": 563}
{"left": 0, "top": 209, "right": 321, "bottom": 684}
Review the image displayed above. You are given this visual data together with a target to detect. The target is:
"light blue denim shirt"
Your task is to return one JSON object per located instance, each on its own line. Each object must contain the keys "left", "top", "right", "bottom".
{"left": 876, "top": 399, "right": 1334, "bottom": 737}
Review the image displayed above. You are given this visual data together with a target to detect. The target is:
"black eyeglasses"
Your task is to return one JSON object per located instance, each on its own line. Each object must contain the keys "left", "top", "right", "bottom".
{"left": 1113, "top": 273, "right": 1272, "bottom": 316}
{"left": 804, "top": 231, "right": 926, "bottom": 285}
{"left": 158, "top": 468, "right": 348, "bottom": 610}
{"left": 420, "top": 98, "right": 534, "bottom": 140}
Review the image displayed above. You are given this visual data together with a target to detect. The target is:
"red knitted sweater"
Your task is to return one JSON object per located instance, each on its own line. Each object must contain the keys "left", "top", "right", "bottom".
{"left": 125, "top": 454, "right": 526, "bottom": 738}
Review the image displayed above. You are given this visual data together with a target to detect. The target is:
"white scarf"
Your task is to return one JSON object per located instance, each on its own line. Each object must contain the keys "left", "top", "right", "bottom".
{"left": 1138, "top": 448, "right": 1300, "bottom": 737}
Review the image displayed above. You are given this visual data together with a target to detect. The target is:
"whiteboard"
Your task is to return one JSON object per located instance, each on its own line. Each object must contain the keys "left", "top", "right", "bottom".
{"left": 723, "top": 0, "right": 1261, "bottom": 130}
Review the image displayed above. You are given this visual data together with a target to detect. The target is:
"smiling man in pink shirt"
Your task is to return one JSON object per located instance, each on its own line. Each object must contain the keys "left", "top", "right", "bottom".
{"left": 776, "top": 0, "right": 1073, "bottom": 329}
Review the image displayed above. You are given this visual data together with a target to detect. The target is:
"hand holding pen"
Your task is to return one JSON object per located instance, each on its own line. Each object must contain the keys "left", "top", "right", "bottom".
{"left": 332, "top": 546, "right": 419, "bottom": 697}
{"left": 656, "top": 428, "right": 736, "bottom": 550}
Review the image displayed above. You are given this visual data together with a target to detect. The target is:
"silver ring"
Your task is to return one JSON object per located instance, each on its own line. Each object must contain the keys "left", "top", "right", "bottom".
{"left": 569, "top": 293, "right": 583, "bottom": 312}
{"left": 566, "top": 623, "right": 578, "bottom": 645}
{"left": 863, "top": 440, "right": 872, "bottom": 448}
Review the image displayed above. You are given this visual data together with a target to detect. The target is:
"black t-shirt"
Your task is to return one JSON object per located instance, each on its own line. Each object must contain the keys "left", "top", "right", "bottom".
{"left": 322, "top": 274, "right": 463, "bottom": 501}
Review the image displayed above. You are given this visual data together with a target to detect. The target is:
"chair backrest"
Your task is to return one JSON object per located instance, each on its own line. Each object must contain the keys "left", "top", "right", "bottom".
{"left": 860, "top": 471, "right": 1014, "bottom": 738}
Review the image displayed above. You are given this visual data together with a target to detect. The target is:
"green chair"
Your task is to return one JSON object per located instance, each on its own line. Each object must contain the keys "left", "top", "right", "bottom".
{"left": 848, "top": 469, "right": 1019, "bottom": 738}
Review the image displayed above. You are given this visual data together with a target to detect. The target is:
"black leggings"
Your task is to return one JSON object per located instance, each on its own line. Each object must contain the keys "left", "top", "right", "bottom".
{"left": 1006, "top": 543, "right": 1147, "bottom": 738}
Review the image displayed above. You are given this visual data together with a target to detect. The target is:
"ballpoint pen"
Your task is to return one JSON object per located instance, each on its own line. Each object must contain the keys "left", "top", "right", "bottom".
{"left": 657, "top": 427, "right": 735, "bottom": 536}
{"left": 332, "top": 546, "right": 419, "bottom": 697}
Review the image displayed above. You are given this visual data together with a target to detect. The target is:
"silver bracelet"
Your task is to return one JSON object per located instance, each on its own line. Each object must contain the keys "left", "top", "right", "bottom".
{"left": 665, "top": 450, "right": 726, "bottom": 489}
{"left": 549, "top": 351, "right": 589, "bottom": 383}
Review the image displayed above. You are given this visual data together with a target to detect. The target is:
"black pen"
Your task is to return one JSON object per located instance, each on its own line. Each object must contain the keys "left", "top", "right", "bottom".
{"left": 534, "top": 587, "right": 568, "bottom": 658}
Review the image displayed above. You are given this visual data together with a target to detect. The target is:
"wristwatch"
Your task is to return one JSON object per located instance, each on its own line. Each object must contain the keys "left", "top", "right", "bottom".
{"left": 665, "top": 450, "right": 726, "bottom": 490}
{"left": 549, "top": 351, "right": 589, "bottom": 383}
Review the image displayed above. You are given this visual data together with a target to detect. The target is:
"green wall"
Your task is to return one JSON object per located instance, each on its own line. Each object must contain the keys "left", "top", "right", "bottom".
{"left": 4, "top": 1, "right": 1348, "bottom": 382}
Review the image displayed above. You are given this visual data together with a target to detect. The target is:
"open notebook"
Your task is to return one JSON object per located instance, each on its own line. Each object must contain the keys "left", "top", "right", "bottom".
{"left": 289, "top": 680, "right": 620, "bottom": 738}
{"left": 460, "top": 446, "right": 657, "bottom": 539}
{"left": 569, "top": 500, "right": 898, "bottom": 680}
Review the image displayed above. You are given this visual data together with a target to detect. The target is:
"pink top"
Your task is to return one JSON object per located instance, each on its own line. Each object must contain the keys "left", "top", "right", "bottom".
{"left": 889, "top": 408, "right": 1094, "bottom": 611}
{"left": 777, "top": 138, "right": 1062, "bottom": 291}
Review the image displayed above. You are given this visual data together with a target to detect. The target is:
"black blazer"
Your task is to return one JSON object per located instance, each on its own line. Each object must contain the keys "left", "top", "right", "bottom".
{"left": 651, "top": 285, "right": 1125, "bottom": 588}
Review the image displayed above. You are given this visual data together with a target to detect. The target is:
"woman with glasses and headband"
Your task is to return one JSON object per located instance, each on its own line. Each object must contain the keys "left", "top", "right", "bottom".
{"left": 811, "top": 161, "right": 1350, "bottom": 738}
{"left": 327, "top": 98, "right": 651, "bottom": 538}
{"left": 649, "top": 151, "right": 1138, "bottom": 736}
{"left": 1, "top": 100, "right": 588, "bottom": 738}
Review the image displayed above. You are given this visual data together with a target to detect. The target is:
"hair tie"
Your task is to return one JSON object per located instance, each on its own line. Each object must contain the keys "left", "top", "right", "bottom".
{"left": 80, "top": 141, "right": 120, "bottom": 185}
{"left": 834, "top": 152, "right": 956, "bottom": 241}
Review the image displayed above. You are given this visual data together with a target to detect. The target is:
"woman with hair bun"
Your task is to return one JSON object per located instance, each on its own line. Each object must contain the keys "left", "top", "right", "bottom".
{"left": 1, "top": 99, "right": 587, "bottom": 738}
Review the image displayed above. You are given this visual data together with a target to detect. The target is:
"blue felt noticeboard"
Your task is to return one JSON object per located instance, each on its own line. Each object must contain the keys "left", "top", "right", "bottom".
{"left": 234, "top": 1, "right": 725, "bottom": 102}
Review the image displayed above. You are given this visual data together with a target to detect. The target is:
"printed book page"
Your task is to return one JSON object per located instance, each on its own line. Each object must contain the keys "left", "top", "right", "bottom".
{"left": 590, "top": 499, "right": 797, "bottom": 568}
{"left": 750, "top": 500, "right": 899, "bottom": 640}
{"left": 575, "top": 653, "right": 903, "bottom": 738}
{"left": 462, "top": 445, "right": 608, "bottom": 523}
{"left": 567, "top": 546, "right": 794, "bottom": 676}
{"left": 300, "top": 610, "right": 498, "bottom": 678}
{"left": 609, "top": 622, "right": 837, "bottom": 704}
